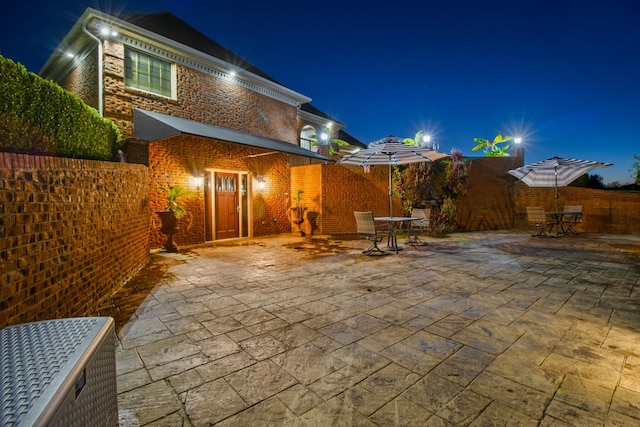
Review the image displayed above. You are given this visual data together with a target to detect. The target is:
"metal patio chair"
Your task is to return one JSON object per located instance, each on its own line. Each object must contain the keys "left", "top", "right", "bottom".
{"left": 526, "top": 206, "right": 554, "bottom": 237}
{"left": 354, "top": 211, "right": 395, "bottom": 255}
{"left": 406, "top": 208, "right": 431, "bottom": 246}
{"left": 562, "top": 205, "right": 583, "bottom": 235}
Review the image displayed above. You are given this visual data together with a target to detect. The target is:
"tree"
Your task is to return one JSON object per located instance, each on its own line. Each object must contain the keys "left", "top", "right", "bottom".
{"left": 632, "top": 154, "right": 640, "bottom": 185}
{"left": 570, "top": 173, "right": 605, "bottom": 189}
{"left": 587, "top": 174, "right": 605, "bottom": 189}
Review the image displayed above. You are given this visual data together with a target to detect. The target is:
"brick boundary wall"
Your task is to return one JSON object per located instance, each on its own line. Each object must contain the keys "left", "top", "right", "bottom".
{"left": 457, "top": 156, "right": 525, "bottom": 231}
{"left": 513, "top": 185, "right": 640, "bottom": 233}
{"left": 296, "top": 157, "right": 639, "bottom": 235}
{"left": 458, "top": 155, "right": 640, "bottom": 234}
{"left": 0, "top": 152, "right": 150, "bottom": 327}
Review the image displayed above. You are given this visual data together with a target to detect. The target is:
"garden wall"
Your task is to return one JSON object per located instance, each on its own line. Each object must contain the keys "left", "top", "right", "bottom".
{"left": 513, "top": 185, "right": 640, "bottom": 233}
{"left": 0, "top": 152, "right": 149, "bottom": 327}
{"left": 291, "top": 163, "right": 403, "bottom": 235}
{"left": 457, "top": 154, "right": 524, "bottom": 231}
{"left": 457, "top": 151, "right": 640, "bottom": 234}
{"left": 294, "top": 151, "right": 639, "bottom": 235}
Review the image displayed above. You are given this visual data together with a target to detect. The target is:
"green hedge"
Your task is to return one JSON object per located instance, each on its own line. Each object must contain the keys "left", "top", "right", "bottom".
{"left": 0, "top": 55, "right": 121, "bottom": 160}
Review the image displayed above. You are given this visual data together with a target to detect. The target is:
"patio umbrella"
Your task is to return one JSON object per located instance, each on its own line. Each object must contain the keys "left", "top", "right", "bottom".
{"left": 508, "top": 156, "right": 613, "bottom": 211}
{"left": 338, "top": 136, "right": 448, "bottom": 217}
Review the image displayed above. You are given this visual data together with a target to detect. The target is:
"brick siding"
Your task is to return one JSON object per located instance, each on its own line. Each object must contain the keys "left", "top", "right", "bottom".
{"left": 0, "top": 153, "right": 149, "bottom": 327}
{"left": 101, "top": 41, "right": 300, "bottom": 145}
{"left": 148, "top": 134, "right": 292, "bottom": 249}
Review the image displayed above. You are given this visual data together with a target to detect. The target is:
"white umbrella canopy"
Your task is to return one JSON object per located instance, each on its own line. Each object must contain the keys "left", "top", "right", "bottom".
{"left": 508, "top": 156, "right": 613, "bottom": 211}
{"left": 338, "top": 136, "right": 449, "bottom": 216}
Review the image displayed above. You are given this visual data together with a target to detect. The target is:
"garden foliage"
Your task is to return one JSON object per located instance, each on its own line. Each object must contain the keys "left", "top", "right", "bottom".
{"left": 0, "top": 55, "right": 121, "bottom": 160}
{"left": 393, "top": 150, "right": 470, "bottom": 233}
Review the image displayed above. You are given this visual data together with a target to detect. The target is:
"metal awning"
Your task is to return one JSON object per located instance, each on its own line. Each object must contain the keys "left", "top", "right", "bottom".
{"left": 133, "top": 109, "right": 331, "bottom": 161}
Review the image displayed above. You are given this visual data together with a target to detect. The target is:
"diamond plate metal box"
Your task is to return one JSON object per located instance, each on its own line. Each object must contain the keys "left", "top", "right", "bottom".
{"left": 0, "top": 317, "right": 117, "bottom": 427}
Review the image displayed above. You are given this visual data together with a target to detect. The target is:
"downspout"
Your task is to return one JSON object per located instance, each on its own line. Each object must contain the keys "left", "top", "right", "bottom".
{"left": 81, "top": 21, "right": 103, "bottom": 116}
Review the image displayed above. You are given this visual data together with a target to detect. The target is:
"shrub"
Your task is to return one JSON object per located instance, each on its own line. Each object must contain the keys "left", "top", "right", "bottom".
{"left": 0, "top": 55, "right": 121, "bottom": 160}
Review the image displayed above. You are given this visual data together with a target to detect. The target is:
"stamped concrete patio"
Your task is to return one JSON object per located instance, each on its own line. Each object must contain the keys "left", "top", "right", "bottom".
{"left": 100, "top": 231, "right": 640, "bottom": 426}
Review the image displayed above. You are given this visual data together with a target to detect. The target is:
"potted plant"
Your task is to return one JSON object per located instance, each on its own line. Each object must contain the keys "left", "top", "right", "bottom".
{"left": 309, "top": 127, "right": 351, "bottom": 155}
{"left": 290, "top": 190, "right": 307, "bottom": 237}
{"left": 471, "top": 132, "right": 513, "bottom": 157}
{"left": 157, "top": 185, "right": 197, "bottom": 252}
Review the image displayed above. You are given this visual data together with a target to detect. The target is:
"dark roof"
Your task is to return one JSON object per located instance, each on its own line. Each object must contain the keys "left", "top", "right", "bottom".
{"left": 338, "top": 130, "right": 366, "bottom": 148}
{"left": 119, "top": 12, "right": 277, "bottom": 83}
{"left": 119, "top": 12, "right": 349, "bottom": 128}
{"left": 134, "top": 109, "right": 332, "bottom": 161}
{"left": 299, "top": 103, "right": 334, "bottom": 120}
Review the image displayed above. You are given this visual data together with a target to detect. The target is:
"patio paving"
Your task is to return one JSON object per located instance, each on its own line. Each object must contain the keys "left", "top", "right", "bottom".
{"left": 100, "top": 230, "right": 640, "bottom": 426}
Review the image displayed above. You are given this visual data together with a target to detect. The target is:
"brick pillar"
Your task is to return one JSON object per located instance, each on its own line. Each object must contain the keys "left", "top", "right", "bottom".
{"left": 121, "top": 138, "right": 149, "bottom": 166}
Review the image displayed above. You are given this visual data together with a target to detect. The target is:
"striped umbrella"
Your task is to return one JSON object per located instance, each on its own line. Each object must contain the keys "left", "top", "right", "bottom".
{"left": 338, "top": 136, "right": 448, "bottom": 216}
{"left": 508, "top": 156, "right": 613, "bottom": 211}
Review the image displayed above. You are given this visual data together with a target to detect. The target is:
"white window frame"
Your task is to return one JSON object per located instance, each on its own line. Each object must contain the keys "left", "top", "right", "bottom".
{"left": 124, "top": 47, "right": 175, "bottom": 98}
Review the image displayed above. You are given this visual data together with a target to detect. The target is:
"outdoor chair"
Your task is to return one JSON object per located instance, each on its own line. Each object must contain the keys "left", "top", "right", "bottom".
{"left": 526, "top": 206, "right": 554, "bottom": 237}
{"left": 406, "top": 208, "right": 431, "bottom": 246}
{"left": 562, "top": 205, "right": 582, "bottom": 234}
{"left": 354, "top": 211, "right": 395, "bottom": 255}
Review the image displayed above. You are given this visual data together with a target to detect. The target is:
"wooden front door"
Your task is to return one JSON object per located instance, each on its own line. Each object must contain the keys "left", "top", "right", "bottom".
{"left": 215, "top": 172, "right": 239, "bottom": 239}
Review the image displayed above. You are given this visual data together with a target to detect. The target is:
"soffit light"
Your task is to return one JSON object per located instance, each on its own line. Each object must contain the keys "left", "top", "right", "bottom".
{"left": 96, "top": 23, "right": 118, "bottom": 38}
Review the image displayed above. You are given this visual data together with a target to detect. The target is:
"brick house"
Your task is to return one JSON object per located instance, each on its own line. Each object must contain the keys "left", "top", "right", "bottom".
{"left": 40, "top": 8, "right": 366, "bottom": 248}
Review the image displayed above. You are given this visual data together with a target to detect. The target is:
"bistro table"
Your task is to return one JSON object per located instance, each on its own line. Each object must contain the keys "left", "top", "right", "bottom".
{"left": 545, "top": 211, "right": 582, "bottom": 235}
{"left": 374, "top": 216, "right": 419, "bottom": 252}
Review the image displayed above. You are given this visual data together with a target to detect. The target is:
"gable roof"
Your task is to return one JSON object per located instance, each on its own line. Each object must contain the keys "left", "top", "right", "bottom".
{"left": 39, "top": 8, "right": 363, "bottom": 147}
{"left": 118, "top": 12, "right": 276, "bottom": 83}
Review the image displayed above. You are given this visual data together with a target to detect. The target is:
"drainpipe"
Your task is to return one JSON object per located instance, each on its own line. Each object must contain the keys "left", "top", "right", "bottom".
{"left": 81, "top": 21, "right": 104, "bottom": 116}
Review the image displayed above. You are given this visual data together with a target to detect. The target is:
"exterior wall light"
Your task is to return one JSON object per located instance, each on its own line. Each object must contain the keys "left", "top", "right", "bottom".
{"left": 514, "top": 137, "right": 522, "bottom": 144}
{"left": 256, "top": 175, "right": 266, "bottom": 191}
{"left": 193, "top": 176, "right": 203, "bottom": 190}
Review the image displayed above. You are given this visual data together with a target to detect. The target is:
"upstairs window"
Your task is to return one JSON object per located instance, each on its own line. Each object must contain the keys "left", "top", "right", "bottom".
{"left": 124, "top": 48, "right": 173, "bottom": 97}
{"left": 300, "top": 125, "right": 318, "bottom": 152}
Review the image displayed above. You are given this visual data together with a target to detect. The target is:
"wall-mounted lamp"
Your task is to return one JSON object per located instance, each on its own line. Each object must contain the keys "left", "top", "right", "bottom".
{"left": 514, "top": 137, "right": 522, "bottom": 144}
{"left": 194, "top": 176, "right": 203, "bottom": 191}
{"left": 256, "top": 175, "right": 266, "bottom": 191}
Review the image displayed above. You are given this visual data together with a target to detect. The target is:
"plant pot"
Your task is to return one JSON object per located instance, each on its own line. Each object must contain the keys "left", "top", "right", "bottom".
{"left": 156, "top": 211, "right": 179, "bottom": 252}
{"left": 290, "top": 206, "right": 307, "bottom": 237}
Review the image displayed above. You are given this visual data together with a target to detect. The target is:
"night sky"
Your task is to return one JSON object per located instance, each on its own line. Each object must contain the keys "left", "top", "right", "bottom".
{"left": 2, "top": 0, "right": 639, "bottom": 184}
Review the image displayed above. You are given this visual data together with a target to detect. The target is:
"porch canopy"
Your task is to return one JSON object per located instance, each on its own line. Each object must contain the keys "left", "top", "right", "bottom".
{"left": 133, "top": 109, "right": 331, "bottom": 161}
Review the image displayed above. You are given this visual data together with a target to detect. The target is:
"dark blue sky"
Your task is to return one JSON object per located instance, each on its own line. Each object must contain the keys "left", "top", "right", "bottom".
{"left": 2, "top": 0, "right": 639, "bottom": 183}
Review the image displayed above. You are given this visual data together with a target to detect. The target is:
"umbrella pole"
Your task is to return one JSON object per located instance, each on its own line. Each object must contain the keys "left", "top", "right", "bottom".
{"left": 554, "top": 168, "right": 559, "bottom": 212}
{"left": 388, "top": 163, "right": 393, "bottom": 217}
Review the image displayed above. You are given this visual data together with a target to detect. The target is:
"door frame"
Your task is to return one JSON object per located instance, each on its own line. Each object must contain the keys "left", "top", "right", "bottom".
{"left": 205, "top": 168, "right": 252, "bottom": 241}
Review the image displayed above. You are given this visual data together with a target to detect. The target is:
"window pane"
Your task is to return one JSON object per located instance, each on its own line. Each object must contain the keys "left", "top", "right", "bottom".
{"left": 124, "top": 48, "right": 173, "bottom": 97}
